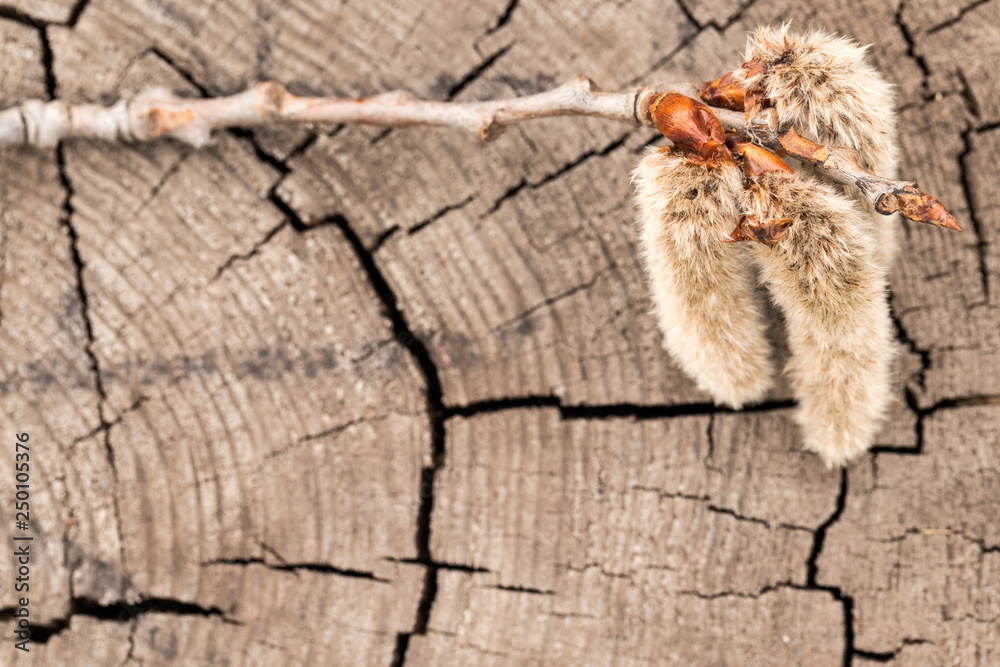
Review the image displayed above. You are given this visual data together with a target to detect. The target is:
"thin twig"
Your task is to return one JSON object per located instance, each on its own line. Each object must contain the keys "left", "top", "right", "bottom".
{"left": 0, "top": 77, "right": 958, "bottom": 230}
{"left": 711, "top": 112, "right": 961, "bottom": 231}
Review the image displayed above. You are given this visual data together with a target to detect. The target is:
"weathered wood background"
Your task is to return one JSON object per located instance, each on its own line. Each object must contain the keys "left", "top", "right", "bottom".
{"left": 1, "top": 0, "right": 998, "bottom": 664}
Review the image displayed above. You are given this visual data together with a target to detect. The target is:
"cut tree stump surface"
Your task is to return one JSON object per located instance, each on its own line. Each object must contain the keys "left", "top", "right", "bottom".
{"left": 0, "top": 0, "right": 998, "bottom": 665}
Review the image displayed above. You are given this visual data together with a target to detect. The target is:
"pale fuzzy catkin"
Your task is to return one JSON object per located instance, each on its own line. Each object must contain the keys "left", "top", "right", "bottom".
{"left": 744, "top": 171, "right": 895, "bottom": 467}
{"left": 738, "top": 24, "right": 901, "bottom": 268}
{"left": 633, "top": 146, "right": 773, "bottom": 409}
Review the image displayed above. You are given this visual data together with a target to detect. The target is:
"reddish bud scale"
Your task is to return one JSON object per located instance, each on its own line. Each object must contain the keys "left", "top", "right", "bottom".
{"left": 778, "top": 127, "right": 830, "bottom": 164}
{"left": 878, "top": 188, "right": 962, "bottom": 231}
{"left": 725, "top": 144, "right": 797, "bottom": 245}
{"left": 648, "top": 93, "right": 734, "bottom": 166}
{"left": 739, "top": 58, "right": 770, "bottom": 121}
{"left": 697, "top": 71, "right": 746, "bottom": 111}
{"left": 733, "top": 142, "right": 795, "bottom": 178}
{"left": 725, "top": 216, "right": 794, "bottom": 246}
{"left": 724, "top": 133, "right": 751, "bottom": 151}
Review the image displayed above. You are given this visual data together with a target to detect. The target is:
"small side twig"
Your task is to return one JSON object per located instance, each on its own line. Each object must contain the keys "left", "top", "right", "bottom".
{"left": 0, "top": 77, "right": 958, "bottom": 230}
{"left": 720, "top": 119, "right": 960, "bottom": 232}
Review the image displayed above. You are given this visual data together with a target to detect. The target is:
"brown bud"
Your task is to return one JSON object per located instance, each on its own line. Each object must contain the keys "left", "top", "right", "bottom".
{"left": 725, "top": 216, "right": 794, "bottom": 245}
{"left": 648, "top": 92, "right": 733, "bottom": 166}
{"left": 697, "top": 71, "right": 745, "bottom": 111}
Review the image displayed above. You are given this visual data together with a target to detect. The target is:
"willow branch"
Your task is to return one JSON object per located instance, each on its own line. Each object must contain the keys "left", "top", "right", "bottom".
{"left": 0, "top": 77, "right": 957, "bottom": 230}
{"left": 1, "top": 76, "right": 658, "bottom": 147}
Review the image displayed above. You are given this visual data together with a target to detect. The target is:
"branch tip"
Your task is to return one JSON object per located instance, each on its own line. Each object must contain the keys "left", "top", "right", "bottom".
{"left": 877, "top": 188, "right": 962, "bottom": 231}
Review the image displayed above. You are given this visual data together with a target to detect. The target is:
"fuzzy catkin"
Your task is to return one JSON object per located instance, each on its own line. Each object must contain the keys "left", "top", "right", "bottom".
{"left": 738, "top": 24, "right": 900, "bottom": 268}
{"left": 633, "top": 146, "right": 773, "bottom": 409}
{"left": 744, "top": 171, "right": 895, "bottom": 467}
